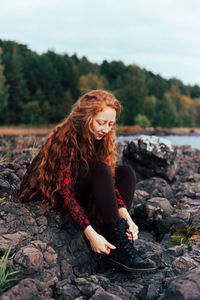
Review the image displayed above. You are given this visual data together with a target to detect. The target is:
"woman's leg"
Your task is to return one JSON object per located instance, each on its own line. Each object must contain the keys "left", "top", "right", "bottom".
{"left": 74, "top": 163, "right": 136, "bottom": 224}
{"left": 75, "top": 163, "right": 156, "bottom": 272}
{"left": 115, "top": 165, "right": 136, "bottom": 211}
{"left": 74, "top": 161, "right": 120, "bottom": 224}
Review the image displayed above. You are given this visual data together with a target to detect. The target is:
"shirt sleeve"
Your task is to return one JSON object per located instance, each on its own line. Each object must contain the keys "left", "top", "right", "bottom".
{"left": 113, "top": 175, "right": 127, "bottom": 209}
{"left": 57, "top": 154, "right": 90, "bottom": 231}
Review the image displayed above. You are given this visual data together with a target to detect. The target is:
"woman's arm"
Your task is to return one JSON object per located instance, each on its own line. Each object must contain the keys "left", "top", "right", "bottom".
{"left": 118, "top": 207, "right": 139, "bottom": 241}
{"left": 84, "top": 225, "right": 116, "bottom": 255}
{"left": 59, "top": 168, "right": 115, "bottom": 254}
{"left": 59, "top": 169, "right": 91, "bottom": 231}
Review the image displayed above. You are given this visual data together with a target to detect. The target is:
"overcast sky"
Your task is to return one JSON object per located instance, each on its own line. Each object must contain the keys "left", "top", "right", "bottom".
{"left": 1, "top": 0, "right": 200, "bottom": 86}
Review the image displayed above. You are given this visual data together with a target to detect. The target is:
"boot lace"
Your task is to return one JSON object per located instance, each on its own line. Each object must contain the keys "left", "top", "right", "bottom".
{"left": 118, "top": 219, "right": 139, "bottom": 257}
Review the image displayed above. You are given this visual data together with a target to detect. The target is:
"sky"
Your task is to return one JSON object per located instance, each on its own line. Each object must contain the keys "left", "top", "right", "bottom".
{"left": 1, "top": 0, "right": 200, "bottom": 86}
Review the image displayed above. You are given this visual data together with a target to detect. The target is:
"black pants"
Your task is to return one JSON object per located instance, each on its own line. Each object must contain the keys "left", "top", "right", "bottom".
{"left": 74, "top": 162, "right": 136, "bottom": 225}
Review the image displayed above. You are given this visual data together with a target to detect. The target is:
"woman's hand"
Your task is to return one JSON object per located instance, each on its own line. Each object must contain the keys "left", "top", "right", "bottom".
{"left": 126, "top": 219, "right": 139, "bottom": 241}
{"left": 89, "top": 233, "right": 116, "bottom": 255}
{"left": 84, "top": 225, "right": 116, "bottom": 255}
{"left": 118, "top": 207, "right": 139, "bottom": 241}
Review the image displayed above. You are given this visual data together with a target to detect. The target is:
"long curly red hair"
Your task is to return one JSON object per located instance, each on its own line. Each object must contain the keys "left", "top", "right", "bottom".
{"left": 18, "top": 90, "right": 122, "bottom": 210}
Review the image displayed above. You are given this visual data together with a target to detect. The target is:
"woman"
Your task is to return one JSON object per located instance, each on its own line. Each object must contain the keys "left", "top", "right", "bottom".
{"left": 18, "top": 90, "right": 156, "bottom": 272}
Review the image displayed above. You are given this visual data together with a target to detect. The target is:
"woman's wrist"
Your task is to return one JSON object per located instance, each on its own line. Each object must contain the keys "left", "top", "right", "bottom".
{"left": 118, "top": 207, "right": 132, "bottom": 222}
{"left": 83, "top": 225, "right": 98, "bottom": 241}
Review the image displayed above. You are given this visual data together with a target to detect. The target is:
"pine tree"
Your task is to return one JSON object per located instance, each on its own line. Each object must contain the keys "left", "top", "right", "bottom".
{"left": 0, "top": 47, "right": 9, "bottom": 124}
{"left": 7, "top": 46, "right": 29, "bottom": 124}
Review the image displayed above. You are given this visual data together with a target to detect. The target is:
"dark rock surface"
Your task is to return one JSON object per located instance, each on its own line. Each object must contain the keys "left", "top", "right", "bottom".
{"left": 123, "top": 135, "right": 177, "bottom": 182}
{"left": 0, "top": 135, "right": 200, "bottom": 299}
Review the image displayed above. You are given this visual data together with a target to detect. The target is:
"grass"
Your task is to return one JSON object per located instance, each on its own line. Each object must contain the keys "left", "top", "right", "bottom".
{"left": 0, "top": 156, "right": 5, "bottom": 163}
{"left": 0, "top": 125, "right": 199, "bottom": 136}
{"left": 0, "top": 198, "right": 9, "bottom": 206}
{"left": 194, "top": 183, "right": 200, "bottom": 192}
{"left": 0, "top": 126, "right": 52, "bottom": 136}
{"left": 116, "top": 125, "right": 142, "bottom": 134}
{"left": 171, "top": 225, "right": 200, "bottom": 248}
{"left": 0, "top": 248, "right": 20, "bottom": 295}
{"left": 0, "top": 139, "right": 11, "bottom": 163}
{"left": 30, "top": 139, "right": 39, "bottom": 160}
{"left": 0, "top": 125, "right": 143, "bottom": 136}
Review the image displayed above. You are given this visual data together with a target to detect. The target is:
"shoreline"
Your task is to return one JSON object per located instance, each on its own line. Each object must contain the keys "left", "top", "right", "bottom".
{"left": 116, "top": 127, "right": 200, "bottom": 137}
{"left": 0, "top": 126, "right": 200, "bottom": 137}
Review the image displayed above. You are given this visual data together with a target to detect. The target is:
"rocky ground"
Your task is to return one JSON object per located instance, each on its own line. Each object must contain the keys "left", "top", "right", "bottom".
{"left": 0, "top": 135, "right": 200, "bottom": 300}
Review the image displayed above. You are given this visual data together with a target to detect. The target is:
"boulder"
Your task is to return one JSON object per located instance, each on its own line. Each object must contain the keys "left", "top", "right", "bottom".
{"left": 123, "top": 135, "right": 177, "bottom": 182}
{"left": 0, "top": 278, "right": 53, "bottom": 300}
{"left": 161, "top": 268, "right": 200, "bottom": 300}
{"left": 0, "top": 162, "right": 25, "bottom": 201}
{"left": 0, "top": 231, "right": 30, "bottom": 252}
{"left": 136, "top": 177, "right": 174, "bottom": 203}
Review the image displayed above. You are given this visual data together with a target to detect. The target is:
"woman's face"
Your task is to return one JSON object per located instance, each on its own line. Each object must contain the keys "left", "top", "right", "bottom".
{"left": 91, "top": 106, "right": 116, "bottom": 140}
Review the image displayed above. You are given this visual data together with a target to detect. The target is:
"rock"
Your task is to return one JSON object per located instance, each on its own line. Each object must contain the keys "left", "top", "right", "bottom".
{"left": 14, "top": 240, "right": 60, "bottom": 281}
{"left": 133, "top": 239, "right": 163, "bottom": 260}
{"left": 0, "top": 278, "right": 53, "bottom": 300}
{"left": 145, "top": 283, "right": 159, "bottom": 300}
{"left": 1, "top": 135, "right": 200, "bottom": 299}
{"left": 131, "top": 195, "right": 179, "bottom": 240}
{"left": 174, "top": 145, "right": 200, "bottom": 183}
{"left": 161, "top": 268, "right": 200, "bottom": 300}
{"left": 147, "top": 197, "right": 174, "bottom": 215}
{"left": 91, "top": 287, "right": 123, "bottom": 300}
{"left": 74, "top": 277, "right": 102, "bottom": 297}
{"left": 123, "top": 135, "right": 177, "bottom": 182}
{"left": 0, "top": 179, "right": 10, "bottom": 198}
{"left": 190, "top": 214, "right": 200, "bottom": 229}
{"left": 146, "top": 198, "right": 174, "bottom": 238}
{"left": 133, "top": 189, "right": 150, "bottom": 205}
{"left": 167, "top": 256, "right": 200, "bottom": 276}
{"left": 169, "top": 210, "right": 191, "bottom": 232}
{"left": 0, "top": 231, "right": 30, "bottom": 252}
{"left": 0, "top": 162, "right": 21, "bottom": 171}
{"left": 136, "top": 177, "right": 174, "bottom": 203}
{"left": 0, "top": 162, "right": 23, "bottom": 200}
{"left": 14, "top": 243, "right": 45, "bottom": 272}
{"left": 173, "top": 182, "right": 197, "bottom": 199}
{"left": 56, "top": 279, "right": 81, "bottom": 300}
{"left": 116, "top": 141, "right": 128, "bottom": 164}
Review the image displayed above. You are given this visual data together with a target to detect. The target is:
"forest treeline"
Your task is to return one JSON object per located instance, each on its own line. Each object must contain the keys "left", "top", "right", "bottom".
{"left": 0, "top": 39, "right": 200, "bottom": 127}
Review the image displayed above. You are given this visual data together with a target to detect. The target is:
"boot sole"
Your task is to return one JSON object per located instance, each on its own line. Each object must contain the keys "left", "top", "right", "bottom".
{"left": 102, "top": 255, "right": 157, "bottom": 273}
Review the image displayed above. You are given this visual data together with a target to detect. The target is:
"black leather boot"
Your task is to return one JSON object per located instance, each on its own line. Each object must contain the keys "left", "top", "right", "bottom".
{"left": 102, "top": 218, "right": 156, "bottom": 272}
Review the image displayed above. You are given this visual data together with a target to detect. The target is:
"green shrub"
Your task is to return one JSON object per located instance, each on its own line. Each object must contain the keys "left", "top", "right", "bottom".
{"left": 0, "top": 248, "right": 19, "bottom": 295}
{"left": 134, "top": 114, "right": 151, "bottom": 128}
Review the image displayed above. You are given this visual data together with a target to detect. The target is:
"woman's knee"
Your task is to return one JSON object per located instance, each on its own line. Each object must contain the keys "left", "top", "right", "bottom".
{"left": 90, "top": 161, "right": 112, "bottom": 177}
{"left": 116, "top": 165, "right": 136, "bottom": 183}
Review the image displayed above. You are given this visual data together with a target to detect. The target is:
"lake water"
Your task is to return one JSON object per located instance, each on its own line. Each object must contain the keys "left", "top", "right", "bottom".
{"left": 117, "top": 135, "right": 200, "bottom": 149}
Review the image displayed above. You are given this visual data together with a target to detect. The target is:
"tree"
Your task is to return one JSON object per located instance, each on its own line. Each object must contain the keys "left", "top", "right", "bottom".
{"left": 144, "top": 70, "right": 168, "bottom": 98}
{"left": 0, "top": 48, "right": 9, "bottom": 124}
{"left": 145, "top": 96, "right": 157, "bottom": 125}
{"left": 1, "top": 38, "right": 200, "bottom": 127}
{"left": 78, "top": 56, "right": 99, "bottom": 76}
{"left": 193, "top": 99, "right": 200, "bottom": 126}
{"left": 117, "top": 65, "right": 147, "bottom": 125}
{"left": 189, "top": 85, "right": 200, "bottom": 98}
{"left": 134, "top": 114, "right": 151, "bottom": 128}
{"left": 22, "top": 101, "right": 42, "bottom": 124}
{"left": 152, "top": 96, "right": 177, "bottom": 128}
{"left": 6, "top": 45, "right": 29, "bottom": 123}
{"left": 79, "top": 72, "right": 106, "bottom": 94}
{"left": 179, "top": 95, "right": 196, "bottom": 127}
{"left": 63, "top": 90, "right": 74, "bottom": 114}
{"left": 164, "top": 85, "right": 184, "bottom": 126}
{"left": 100, "top": 60, "right": 127, "bottom": 89}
